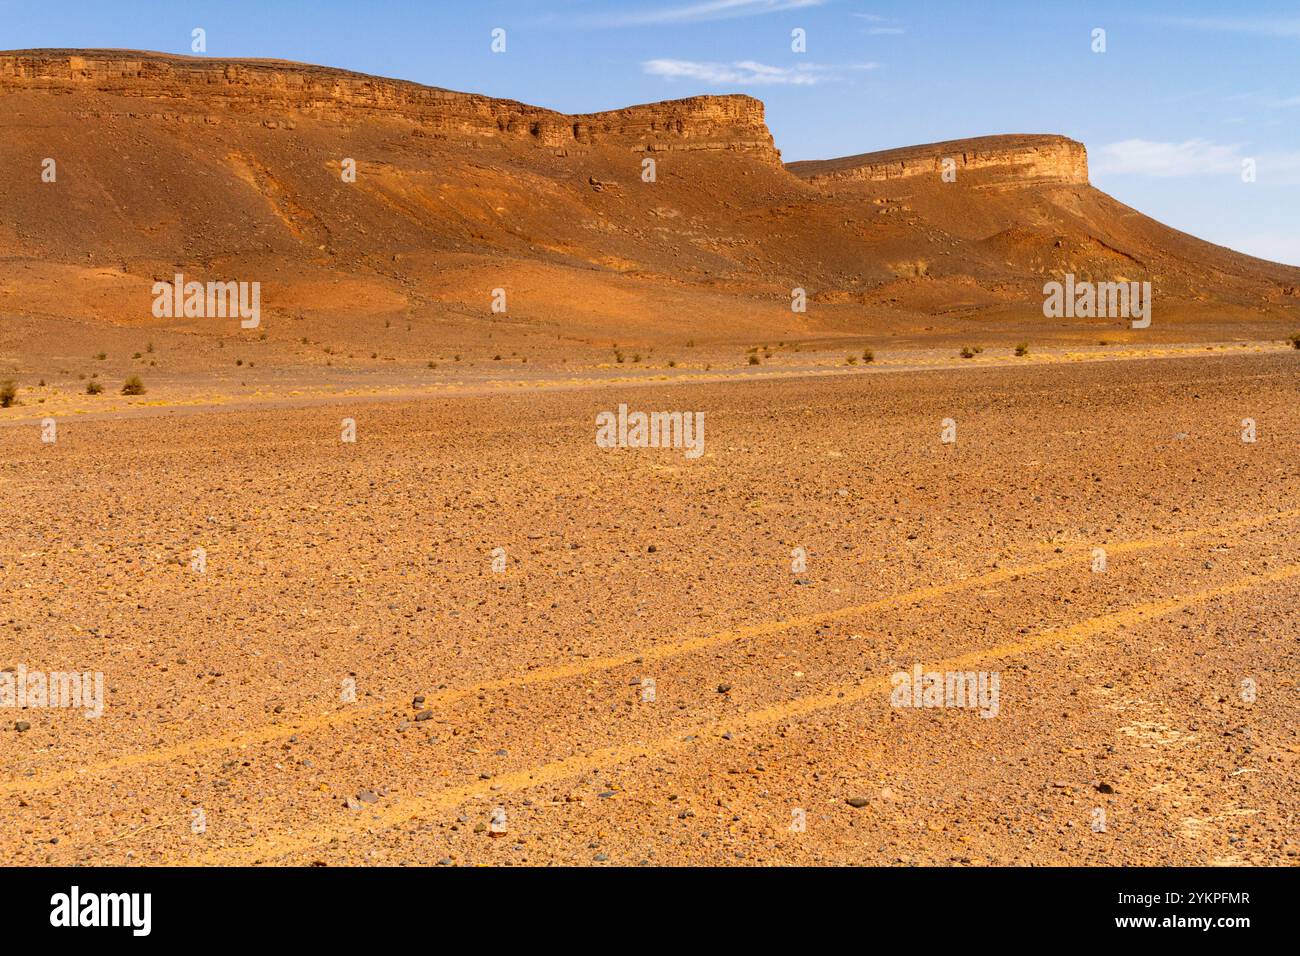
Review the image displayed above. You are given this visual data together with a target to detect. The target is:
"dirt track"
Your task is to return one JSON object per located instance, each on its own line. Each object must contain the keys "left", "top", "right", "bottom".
{"left": 2, "top": 352, "right": 1298, "bottom": 865}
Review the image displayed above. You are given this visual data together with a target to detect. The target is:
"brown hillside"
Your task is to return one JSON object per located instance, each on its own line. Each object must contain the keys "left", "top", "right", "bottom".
{"left": 1, "top": 48, "right": 1297, "bottom": 385}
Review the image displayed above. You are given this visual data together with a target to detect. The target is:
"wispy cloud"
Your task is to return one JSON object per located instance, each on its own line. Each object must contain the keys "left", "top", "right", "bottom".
{"left": 1094, "top": 139, "right": 1244, "bottom": 177}
{"left": 1093, "top": 139, "right": 1300, "bottom": 180}
{"left": 587, "top": 0, "right": 825, "bottom": 28}
{"left": 643, "top": 58, "right": 878, "bottom": 85}
{"left": 852, "top": 12, "right": 905, "bottom": 35}
{"left": 1154, "top": 17, "right": 1300, "bottom": 39}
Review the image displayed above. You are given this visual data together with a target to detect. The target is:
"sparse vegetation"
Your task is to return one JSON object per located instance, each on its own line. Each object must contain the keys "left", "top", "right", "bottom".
{"left": 960, "top": 346, "right": 975, "bottom": 359}
{"left": 85, "top": 380, "right": 103, "bottom": 395}
{"left": 748, "top": 355, "right": 760, "bottom": 366}
{"left": 846, "top": 356, "right": 858, "bottom": 365}
{"left": 1015, "top": 342, "right": 1029, "bottom": 356}
{"left": 862, "top": 348, "right": 874, "bottom": 363}
{"left": 614, "top": 350, "right": 625, "bottom": 363}
{"left": 121, "top": 375, "right": 146, "bottom": 396}
{"left": 0, "top": 381, "right": 17, "bottom": 407}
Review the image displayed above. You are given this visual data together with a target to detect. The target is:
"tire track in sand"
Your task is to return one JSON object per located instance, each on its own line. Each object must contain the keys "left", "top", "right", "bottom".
{"left": 3, "top": 506, "right": 1297, "bottom": 797}
{"left": 196, "top": 560, "right": 1300, "bottom": 864}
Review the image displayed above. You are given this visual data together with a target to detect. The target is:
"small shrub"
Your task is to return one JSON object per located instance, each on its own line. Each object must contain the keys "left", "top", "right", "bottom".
{"left": 862, "top": 348, "right": 874, "bottom": 363}
{"left": 748, "top": 355, "right": 760, "bottom": 366}
{"left": 121, "top": 376, "right": 146, "bottom": 396}
{"left": 614, "top": 350, "right": 625, "bottom": 363}
{"left": 846, "top": 356, "right": 858, "bottom": 365}
{"left": 0, "top": 381, "right": 16, "bottom": 407}
{"left": 86, "top": 380, "right": 103, "bottom": 395}
{"left": 1014, "top": 342, "right": 1029, "bottom": 356}
{"left": 94, "top": 352, "right": 106, "bottom": 361}
{"left": 960, "top": 347, "right": 975, "bottom": 359}
{"left": 1288, "top": 332, "right": 1300, "bottom": 350}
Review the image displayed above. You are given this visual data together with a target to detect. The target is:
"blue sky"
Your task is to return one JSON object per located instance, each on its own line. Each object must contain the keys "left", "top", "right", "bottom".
{"left": 4, "top": 0, "right": 1299, "bottom": 264}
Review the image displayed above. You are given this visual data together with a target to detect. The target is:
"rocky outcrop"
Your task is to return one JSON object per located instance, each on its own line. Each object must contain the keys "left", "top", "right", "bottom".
{"left": 0, "top": 49, "right": 778, "bottom": 159}
{"left": 787, "top": 134, "right": 1089, "bottom": 187}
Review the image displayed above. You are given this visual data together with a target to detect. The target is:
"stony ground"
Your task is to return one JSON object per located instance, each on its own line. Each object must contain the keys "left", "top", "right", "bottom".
{"left": 1, "top": 351, "right": 1297, "bottom": 866}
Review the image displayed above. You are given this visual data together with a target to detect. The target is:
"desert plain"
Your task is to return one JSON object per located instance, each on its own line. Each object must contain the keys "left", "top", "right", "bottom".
{"left": 1, "top": 50, "right": 1299, "bottom": 867}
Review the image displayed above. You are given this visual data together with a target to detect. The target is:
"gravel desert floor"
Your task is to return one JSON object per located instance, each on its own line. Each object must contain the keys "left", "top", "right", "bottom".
{"left": 2, "top": 349, "right": 1297, "bottom": 866}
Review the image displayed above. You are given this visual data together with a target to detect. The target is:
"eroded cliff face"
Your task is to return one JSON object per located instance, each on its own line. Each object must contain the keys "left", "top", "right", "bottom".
{"left": 787, "top": 135, "right": 1089, "bottom": 187}
{"left": 0, "top": 49, "right": 779, "bottom": 159}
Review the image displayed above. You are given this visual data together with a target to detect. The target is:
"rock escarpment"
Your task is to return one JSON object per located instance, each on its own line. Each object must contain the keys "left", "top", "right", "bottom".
{"left": 0, "top": 49, "right": 778, "bottom": 159}
{"left": 786, "top": 134, "right": 1089, "bottom": 187}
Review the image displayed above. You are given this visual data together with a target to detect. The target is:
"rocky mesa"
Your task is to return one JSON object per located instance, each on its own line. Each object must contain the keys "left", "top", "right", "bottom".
{"left": 0, "top": 47, "right": 1297, "bottom": 359}
{"left": 786, "top": 134, "right": 1089, "bottom": 187}
{"left": 0, "top": 49, "right": 778, "bottom": 158}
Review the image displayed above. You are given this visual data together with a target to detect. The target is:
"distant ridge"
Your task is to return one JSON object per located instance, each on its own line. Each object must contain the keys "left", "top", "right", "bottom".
{"left": 787, "top": 134, "right": 1088, "bottom": 187}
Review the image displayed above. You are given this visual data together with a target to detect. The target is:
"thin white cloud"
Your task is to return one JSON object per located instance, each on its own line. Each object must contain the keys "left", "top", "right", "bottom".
{"left": 1093, "top": 139, "right": 1244, "bottom": 177}
{"left": 852, "top": 13, "right": 904, "bottom": 34}
{"left": 588, "top": 0, "right": 825, "bottom": 27}
{"left": 1156, "top": 17, "right": 1300, "bottom": 39}
{"left": 1093, "top": 139, "right": 1300, "bottom": 181}
{"left": 643, "top": 58, "right": 878, "bottom": 85}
